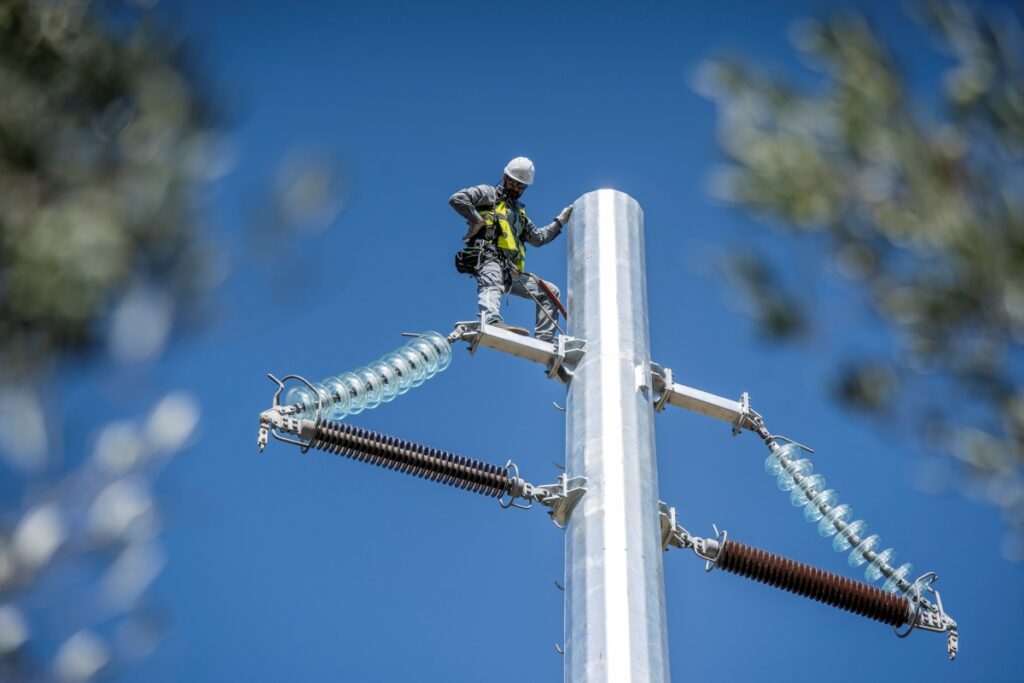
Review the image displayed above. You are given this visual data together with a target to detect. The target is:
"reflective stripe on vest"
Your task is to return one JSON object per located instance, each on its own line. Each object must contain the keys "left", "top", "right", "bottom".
{"left": 480, "top": 201, "right": 527, "bottom": 271}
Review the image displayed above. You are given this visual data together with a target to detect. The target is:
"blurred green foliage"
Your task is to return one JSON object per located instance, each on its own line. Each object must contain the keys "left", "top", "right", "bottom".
{"left": 0, "top": 0, "right": 219, "bottom": 375}
{"left": 0, "top": 1, "right": 219, "bottom": 680}
{"left": 699, "top": 1, "right": 1024, "bottom": 559}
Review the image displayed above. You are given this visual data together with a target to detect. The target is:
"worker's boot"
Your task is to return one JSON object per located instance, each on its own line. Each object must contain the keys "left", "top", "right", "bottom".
{"left": 491, "top": 321, "right": 529, "bottom": 336}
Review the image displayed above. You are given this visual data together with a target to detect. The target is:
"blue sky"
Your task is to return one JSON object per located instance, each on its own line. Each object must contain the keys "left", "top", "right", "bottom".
{"left": 95, "top": 1, "right": 1024, "bottom": 680}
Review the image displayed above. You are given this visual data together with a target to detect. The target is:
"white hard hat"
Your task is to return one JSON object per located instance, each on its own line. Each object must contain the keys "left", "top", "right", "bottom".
{"left": 503, "top": 156, "right": 535, "bottom": 186}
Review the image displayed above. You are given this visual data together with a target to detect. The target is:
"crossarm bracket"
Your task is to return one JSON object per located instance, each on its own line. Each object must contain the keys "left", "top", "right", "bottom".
{"left": 650, "top": 362, "right": 757, "bottom": 429}
{"left": 448, "top": 315, "right": 585, "bottom": 384}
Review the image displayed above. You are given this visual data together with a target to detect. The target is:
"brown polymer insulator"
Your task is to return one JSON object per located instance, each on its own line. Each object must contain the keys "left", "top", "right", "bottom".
{"left": 716, "top": 539, "right": 911, "bottom": 627}
{"left": 307, "top": 419, "right": 513, "bottom": 498}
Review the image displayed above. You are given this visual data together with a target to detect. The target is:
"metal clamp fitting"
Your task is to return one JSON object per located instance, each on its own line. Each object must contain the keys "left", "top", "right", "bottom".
{"left": 654, "top": 367, "right": 673, "bottom": 413}
{"left": 258, "top": 374, "right": 321, "bottom": 453}
{"left": 531, "top": 473, "right": 588, "bottom": 529}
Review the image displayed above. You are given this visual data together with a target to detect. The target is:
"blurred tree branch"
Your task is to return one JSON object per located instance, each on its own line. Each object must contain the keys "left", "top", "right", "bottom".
{"left": 698, "top": 1, "right": 1024, "bottom": 560}
{"left": 0, "top": 0, "right": 222, "bottom": 376}
{"left": 0, "top": 1, "right": 220, "bottom": 680}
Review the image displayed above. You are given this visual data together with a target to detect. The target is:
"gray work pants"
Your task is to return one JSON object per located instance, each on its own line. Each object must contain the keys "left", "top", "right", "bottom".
{"left": 476, "top": 259, "right": 561, "bottom": 342}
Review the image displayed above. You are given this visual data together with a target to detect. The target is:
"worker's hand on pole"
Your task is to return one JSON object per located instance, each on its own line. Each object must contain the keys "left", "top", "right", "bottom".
{"left": 556, "top": 205, "right": 573, "bottom": 227}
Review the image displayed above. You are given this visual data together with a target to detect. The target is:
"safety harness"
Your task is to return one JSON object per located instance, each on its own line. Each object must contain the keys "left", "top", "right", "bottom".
{"left": 479, "top": 200, "right": 528, "bottom": 272}
{"left": 452, "top": 192, "right": 567, "bottom": 332}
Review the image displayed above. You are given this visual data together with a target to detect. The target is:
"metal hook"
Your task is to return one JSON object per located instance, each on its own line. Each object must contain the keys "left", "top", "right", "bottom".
{"left": 770, "top": 434, "right": 815, "bottom": 455}
{"left": 267, "top": 373, "right": 286, "bottom": 407}
{"left": 893, "top": 571, "right": 938, "bottom": 639}
{"left": 264, "top": 373, "right": 322, "bottom": 453}
{"left": 704, "top": 524, "right": 728, "bottom": 573}
{"left": 499, "top": 459, "right": 533, "bottom": 510}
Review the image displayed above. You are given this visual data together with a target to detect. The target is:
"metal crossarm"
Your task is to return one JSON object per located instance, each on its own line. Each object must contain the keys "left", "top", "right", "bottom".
{"left": 447, "top": 315, "right": 586, "bottom": 384}
{"left": 650, "top": 362, "right": 753, "bottom": 427}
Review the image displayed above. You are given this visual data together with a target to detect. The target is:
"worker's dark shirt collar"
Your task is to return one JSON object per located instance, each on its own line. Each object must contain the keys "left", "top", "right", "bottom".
{"left": 496, "top": 184, "right": 524, "bottom": 207}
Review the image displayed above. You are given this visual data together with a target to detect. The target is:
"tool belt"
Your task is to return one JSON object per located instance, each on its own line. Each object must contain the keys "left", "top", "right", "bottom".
{"left": 454, "top": 245, "right": 483, "bottom": 276}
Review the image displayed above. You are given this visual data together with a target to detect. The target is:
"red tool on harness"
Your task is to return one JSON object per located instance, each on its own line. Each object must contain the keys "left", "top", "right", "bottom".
{"left": 528, "top": 272, "right": 568, "bottom": 319}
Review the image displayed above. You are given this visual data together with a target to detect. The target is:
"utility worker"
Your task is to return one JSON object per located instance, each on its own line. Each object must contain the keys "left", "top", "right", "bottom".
{"left": 449, "top": 157, "right": 573, "bottom": 342}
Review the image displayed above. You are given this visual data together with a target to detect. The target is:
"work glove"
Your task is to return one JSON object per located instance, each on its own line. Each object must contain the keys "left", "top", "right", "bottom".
{"left": 555, "top": 205, "right": 573, "bottom": 227}
{"left": 462, "top": 219, "right": 487, "bottom": 243}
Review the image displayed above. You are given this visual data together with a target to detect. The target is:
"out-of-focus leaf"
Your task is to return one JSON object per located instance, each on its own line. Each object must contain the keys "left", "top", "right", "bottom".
{"left": 720, "top": 250, "right": 808, "bottom": 340}
{"left": 0, "top": 2, "right": 219, "bottom": 680}
{"left": 700, "top": 1, "right": 1024, "bottom": 559}
{"left": 833, "top": 361, "right": 900, "bottom": 412}
{"left": 0, "top": 0, "right": 223, "bottom": 374}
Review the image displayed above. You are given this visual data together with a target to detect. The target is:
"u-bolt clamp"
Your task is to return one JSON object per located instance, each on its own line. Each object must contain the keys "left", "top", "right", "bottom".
{"left": 446, "top": 319, "right": 482, "bottom": 354}
{"left": 649, "top": 365, "right": 673, "bottom": 413}
{"left": 257, "top": 374, "right": 319, "bottom": 453}
{"left": 659, "top": 501, "right": 693, "bottom": 551}
{"left": 657, "top": 502, "right": 725, "bottom": 568}
{"left": 547, "top": 335, "right": 586, "bottom": 384}
{"left": 530, "top": 473, "right": 588, "bottom": 529}
{"left": 498, "top": 464, "right": 587, "bottom": 529}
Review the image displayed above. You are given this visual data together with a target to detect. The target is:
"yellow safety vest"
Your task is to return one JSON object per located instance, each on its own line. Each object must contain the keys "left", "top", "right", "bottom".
{"left": 480, "top": 201, "right": 528, "bottom": 271}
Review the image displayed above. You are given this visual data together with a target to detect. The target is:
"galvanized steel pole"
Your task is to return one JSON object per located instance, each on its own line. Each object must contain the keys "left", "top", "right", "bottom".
{"left": 564, "top": 190, "right": 670, "bottom": 682}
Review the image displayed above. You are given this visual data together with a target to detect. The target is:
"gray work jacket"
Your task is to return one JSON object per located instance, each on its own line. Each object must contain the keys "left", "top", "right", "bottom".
{"left": 448, "top": 184, "right": 563, "bottom": 250}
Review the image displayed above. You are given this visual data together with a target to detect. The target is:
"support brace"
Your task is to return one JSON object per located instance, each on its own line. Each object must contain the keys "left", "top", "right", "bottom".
{"left": 527, "top": 473, "right": 588, "bottom": 529}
